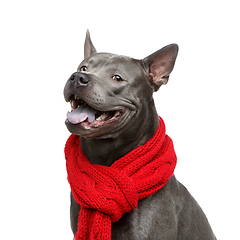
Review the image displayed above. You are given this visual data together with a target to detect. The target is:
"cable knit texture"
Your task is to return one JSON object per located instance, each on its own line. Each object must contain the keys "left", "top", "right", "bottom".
{"left": 65, "top": 117, "right": 177, "bottom": 240}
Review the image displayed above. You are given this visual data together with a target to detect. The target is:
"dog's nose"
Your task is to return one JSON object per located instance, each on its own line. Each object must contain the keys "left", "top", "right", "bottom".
{"left": 70, "top": 72, "right": 89, "bottom": 86}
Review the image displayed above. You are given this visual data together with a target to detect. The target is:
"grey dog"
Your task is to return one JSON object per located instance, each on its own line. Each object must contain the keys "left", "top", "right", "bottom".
{"left": 63, "top": 30, "right": 216, "bottom": 239}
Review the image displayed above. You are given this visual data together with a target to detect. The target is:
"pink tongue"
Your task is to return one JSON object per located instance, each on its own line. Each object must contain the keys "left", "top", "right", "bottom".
{"left": 67, "top": 105, "right": 97, "bottom": 124}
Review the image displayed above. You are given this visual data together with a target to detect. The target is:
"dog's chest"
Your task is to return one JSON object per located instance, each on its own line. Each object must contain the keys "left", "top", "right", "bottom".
{"left": 111, "top": 179, "right": 178, "bottom": 239}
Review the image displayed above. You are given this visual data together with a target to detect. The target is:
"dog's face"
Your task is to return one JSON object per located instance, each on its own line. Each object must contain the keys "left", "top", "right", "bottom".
{"left": 64, "top": 31, "right": 178, "bottom": 139}
{"left": 64, "top": 53, "right": 152, "bottom": 138}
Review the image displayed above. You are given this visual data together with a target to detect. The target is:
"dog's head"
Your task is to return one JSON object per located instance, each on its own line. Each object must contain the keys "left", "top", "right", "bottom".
{"left": 64, "top": 30, "right": 178, "bottom": 139}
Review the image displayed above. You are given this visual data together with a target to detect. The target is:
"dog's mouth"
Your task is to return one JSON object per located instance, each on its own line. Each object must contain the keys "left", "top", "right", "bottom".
{"left": 66, "top": 95, "right": 125, "bottom": 129}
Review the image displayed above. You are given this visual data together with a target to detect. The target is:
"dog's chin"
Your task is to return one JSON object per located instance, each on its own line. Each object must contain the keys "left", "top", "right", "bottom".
{"left": 65, "top": 108, "right": 132, "bottom": 139}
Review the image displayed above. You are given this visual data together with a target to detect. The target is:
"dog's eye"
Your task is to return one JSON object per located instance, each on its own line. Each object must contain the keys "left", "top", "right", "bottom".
{"left": 112, "top": 75, "right": 123, "bottom": 82}
{"left": 80, "top": 66, "right": 87, "bottom": 72}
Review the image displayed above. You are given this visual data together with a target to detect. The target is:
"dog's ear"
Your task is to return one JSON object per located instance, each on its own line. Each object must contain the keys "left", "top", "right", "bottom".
{"left": 84, "top": 30, "right": 97, "bottom": 59}
{"left": 142, "top": 44, "right": 178, "bottom": 91}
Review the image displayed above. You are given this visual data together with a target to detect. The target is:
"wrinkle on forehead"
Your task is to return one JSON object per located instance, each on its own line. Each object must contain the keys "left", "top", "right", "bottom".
{"left": 86, "top": 53, "right": 137, "bottom": 68}
{"left": 89, "top": 54, "right": 142, "bottom": 76}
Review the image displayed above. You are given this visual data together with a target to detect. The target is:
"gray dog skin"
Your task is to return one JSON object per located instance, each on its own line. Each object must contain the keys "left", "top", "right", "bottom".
{"left": 64, "top": 31, "right": 216, "bottom": 240}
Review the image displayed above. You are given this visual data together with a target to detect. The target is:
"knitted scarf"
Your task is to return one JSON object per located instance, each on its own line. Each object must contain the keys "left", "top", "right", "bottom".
{"left": 65, "top": 117, "right": 177, "bottom": 240}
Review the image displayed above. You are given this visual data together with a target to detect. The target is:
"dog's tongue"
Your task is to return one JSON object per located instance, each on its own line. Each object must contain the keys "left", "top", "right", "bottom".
{"left": 67, "top": 105, "right": 97, "bottom": 124}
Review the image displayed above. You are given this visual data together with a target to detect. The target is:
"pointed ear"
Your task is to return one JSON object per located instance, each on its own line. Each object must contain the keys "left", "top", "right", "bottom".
{"left": 142, "top": 44, "right": 178, "bottom": 91}
{"left": 84, "top": 30, "right": 97, "bottom": 59}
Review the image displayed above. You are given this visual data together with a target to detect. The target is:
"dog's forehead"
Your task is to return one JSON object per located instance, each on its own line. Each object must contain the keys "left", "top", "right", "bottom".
{"left": 86, "top": 53, "right": 116, "bottom": 64}
{"left": 83, "top": 53, "right": 142, "bottom": 73}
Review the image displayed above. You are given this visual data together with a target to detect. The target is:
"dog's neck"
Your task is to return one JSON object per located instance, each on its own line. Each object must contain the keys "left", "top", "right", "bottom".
{"left": 80, "top": 102, "right": 159, "bottom": 166}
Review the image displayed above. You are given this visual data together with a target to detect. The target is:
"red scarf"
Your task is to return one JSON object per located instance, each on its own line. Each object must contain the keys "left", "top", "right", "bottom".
{"left": 65, "top": 117, "right": 177, "bottom": 240}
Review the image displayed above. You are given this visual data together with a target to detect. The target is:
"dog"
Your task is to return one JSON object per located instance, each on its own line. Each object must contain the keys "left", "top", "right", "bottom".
{"left": 64, "top": 30, "right": 216, "bottom": 239}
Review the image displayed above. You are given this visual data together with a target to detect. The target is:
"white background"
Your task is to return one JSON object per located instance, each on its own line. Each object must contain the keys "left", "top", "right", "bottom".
{"left": 1, "top": 0, "right": 239, "bottom": 239}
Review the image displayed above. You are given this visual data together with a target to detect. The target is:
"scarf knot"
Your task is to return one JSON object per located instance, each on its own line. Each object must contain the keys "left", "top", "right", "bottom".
{"left": 65, "top": 117, "right": 177, "bottom": 240}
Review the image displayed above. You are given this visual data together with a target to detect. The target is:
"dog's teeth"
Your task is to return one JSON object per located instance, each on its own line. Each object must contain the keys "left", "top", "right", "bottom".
{"left": 96, "top": 113, "right": 105, "bottom": 121}
{"left": 96, "top": 112, "right": 109, "bottom": 121}
{"left": 74, "top": 95, "right": 80, "bottom": 100}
